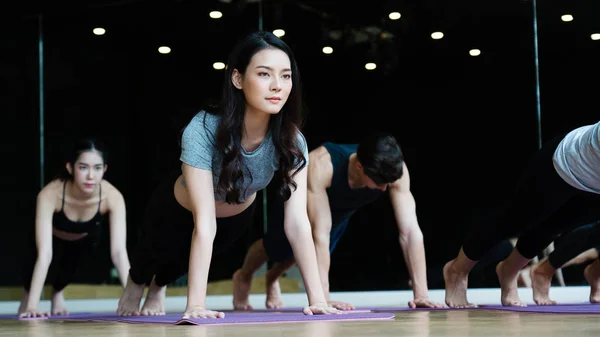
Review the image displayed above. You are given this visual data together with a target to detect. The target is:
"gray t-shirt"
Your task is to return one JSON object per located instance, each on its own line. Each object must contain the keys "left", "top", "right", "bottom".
{"left": 180, "top": 110, "right": 309, "bottom": 202}
{"left": 553, "top": 121, "right": 600, "bottom": 194}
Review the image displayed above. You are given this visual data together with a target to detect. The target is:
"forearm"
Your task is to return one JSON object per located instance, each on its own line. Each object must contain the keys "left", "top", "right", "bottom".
{"left": 186, "top": 230, "right": 215, "bottom": 309}
{"left": 27, "top": 258, "right": 51, "bottom": 308}
{"left": 314, "top": 240, "right": 331, "bottom": 301}
{"left": 287, "top": 225, "right": 327, "bottom": 305}
{"left": 399, "top": 230, "right": 429, "bottom": 299}
{"left": 111, "top": 252, "right": 131, "bottom": 288}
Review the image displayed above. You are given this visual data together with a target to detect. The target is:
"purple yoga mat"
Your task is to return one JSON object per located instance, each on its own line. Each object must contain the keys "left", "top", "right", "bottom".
{"left": 221, "top": 307, "right": 372, "bottom": 313}
{"left": 0, "top": 314, "right": 24, "bottom": 320}
{"left": 1, "top": 312, "right": 107, "bottom": 321}
{"left": 49, "top": 312, "right": 121, "bottom": 321}
{"left": 62, "top": 312, "right": 395, "bottom": 325}
{"left": 355, "top": 306, "right": 460, "bottom": 312}
{"left": 0, "top": 314, "right": 48, "bottom": 321}
{"left": 477, "top": 303, "right": 600, "bottom": 314}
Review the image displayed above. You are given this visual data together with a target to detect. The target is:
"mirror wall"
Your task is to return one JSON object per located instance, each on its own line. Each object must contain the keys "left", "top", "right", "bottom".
{"left": 1, "top": 0, "right": 598, "bottom": 300}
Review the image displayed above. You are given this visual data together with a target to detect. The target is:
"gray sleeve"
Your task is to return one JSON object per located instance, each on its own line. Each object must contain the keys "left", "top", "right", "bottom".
{"left": 180, "top": 112, "right": 217, "bottom": 170}
{"left": 296, "top": 131, "right": 309, "bottom": 166}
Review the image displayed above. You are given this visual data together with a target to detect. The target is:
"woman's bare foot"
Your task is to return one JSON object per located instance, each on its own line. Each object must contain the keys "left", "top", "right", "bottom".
{"left": 443, "top": 259, "right": 475, "bottom": 308}
{"left": 232, "top": 269, "right": 253, "bottom": 310}
{"left": 140, "top": 280, "right": 166, "bottom": 315}
{"left": 518, "top": 266, "right": 532, "bottom": 288}
{"left": 265, "top": 270, "right": 284, "bottom": 309}
{"left": 117, "top": 275, "right": 145, "bottom": 316}
{"left": 584, "top": 260, "right": 600, "bottom": 303}
{"left": 531, "top": 260, "right": 556, "bottom": 305}
{"left": 51, "top": 289, "right": 68, "bottom": 315}
{"left": 496, "top": 261, "right": 526, "bottom": 307}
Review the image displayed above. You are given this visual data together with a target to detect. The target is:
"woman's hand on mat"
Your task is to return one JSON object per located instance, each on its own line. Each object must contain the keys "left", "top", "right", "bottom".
{"left": 303, "top": 302, "right": 343, "bottom": 315}
{"left": 408, "top": 298, "right": 445, "bottom": 309}
{"left": 19, "top": 308, "right": 50, "bottom": 318}
{"left": 183, "top": 306, "right": 225, "bottom": 319}
{"left": 327, "top": 300, "right": 355, "bottom": 310}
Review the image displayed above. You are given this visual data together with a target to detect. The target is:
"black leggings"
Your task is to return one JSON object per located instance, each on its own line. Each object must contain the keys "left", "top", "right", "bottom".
{"left": 462, "top": 133, "right": 600, "bottom": 261}
{"left": 22, "top": 234, "right": 99, "bottom": 292}
{"left": 547, "top": 221, "right": 600, "bottom": 269}
{"left": 129, "top": 169, "right": 257, "bottom": 287}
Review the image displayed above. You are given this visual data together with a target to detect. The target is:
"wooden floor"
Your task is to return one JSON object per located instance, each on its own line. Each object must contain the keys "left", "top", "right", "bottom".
{"left": 1, "top": 286, "right": 599, "bottom": 336}
{"left": 3, "top": 309, "right": 599, "bottom": 337}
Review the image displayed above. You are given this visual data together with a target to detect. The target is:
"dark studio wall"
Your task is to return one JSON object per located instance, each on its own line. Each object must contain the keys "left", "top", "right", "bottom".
{"left": 1, "top": 0, "right": 598, "bottom": 292}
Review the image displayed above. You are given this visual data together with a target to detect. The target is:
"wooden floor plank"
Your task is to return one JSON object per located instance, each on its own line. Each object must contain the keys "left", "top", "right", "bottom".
{"left": 2, "top": 309, "right": 599, "bottom": 337}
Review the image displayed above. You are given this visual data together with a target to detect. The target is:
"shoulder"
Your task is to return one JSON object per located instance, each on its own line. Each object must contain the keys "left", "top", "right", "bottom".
{"left": 184, "top": 110, "right": 220, "bottom": 134}
{"left": 389, "top": 162, "right": 411, "bottom": 192}
{"left": 35, "top": 180, "right": 62, "bottom": 213}
{"left": 294, "top": 130, "right": 308, "bottom": 152}
{"left": 308, "top": 146, "right": 333, "bottom": 186}
{"left": 199, "top": 110, "right": 221, "bottom": 124}
{"left": 181, "top": 111, "right": 219, "bottom": 151}
{"left": 320, "top": 141, "right": 354, "bottom": 155}
{"left": 294, "top": 129, "right": 307, "bottom": 143}
{"left": 37, "top": 179, "right": 62, "bottom": 201}
{"left": 101, "top": 180, "right": 125, "bottom": 207}
{"left": 309, "top": 145, "right": 332, "bottom": 164}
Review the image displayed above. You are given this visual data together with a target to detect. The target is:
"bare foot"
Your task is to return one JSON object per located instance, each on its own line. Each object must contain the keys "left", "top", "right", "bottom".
{"left": 117, "top": 275, "right": 145, "bottom": 316}
{"left": 232, "top": 269, "right": 253, "bottom": 310}
{"left": 496, "top": 261, "right": 526, "bottom": 307}
{"left": 531, "top": 261, "right": 556, "bottom": 305}
{"left": 443, "top": 260, "right": 475, "bottom": 308}
{"left": 265, "top": 270, "right": 284, "bottom": 309}
{"left": 584, "top": 262, "right": 600, "bottom": 303}
{"left": 140, "top": 280, "right": 166, "bottom": 315}
{"left": 18, "top": 291, "right": 29, "bottom": 316}
{"left": 518, "top": 266, "right": 532, "bottom": 288}
{"left": 51, "top": 289, "right": 68, "bottom": 315}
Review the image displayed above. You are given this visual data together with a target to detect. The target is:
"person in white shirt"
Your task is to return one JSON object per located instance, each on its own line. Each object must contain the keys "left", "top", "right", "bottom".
{"left": 443, "top": 120, "right": 600, "bottom": 308}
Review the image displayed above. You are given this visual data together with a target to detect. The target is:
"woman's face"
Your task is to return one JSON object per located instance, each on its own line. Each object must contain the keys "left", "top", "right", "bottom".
{"left": 233, "top": 47, "right": 293, "bottom": 116}
{"left": 69, "top": 150, "right": 106, "bottom": 194}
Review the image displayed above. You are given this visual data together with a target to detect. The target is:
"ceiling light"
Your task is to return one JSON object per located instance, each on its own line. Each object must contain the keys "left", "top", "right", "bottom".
{"left": 389, "top": 12, "right": 401, "bottom": 20}
{"left": 209, "top": 11, "right": 223, "bottom": 19}
{"left": 158, "top": 46, "right": 171, "bottom": 54}
{"left": 431, "top": 32, "right": 444, "bottom": 40}
{"left": 561, "top": 14, "right": 573, "bottom": 22}
{"left": 469, "top": 49, "right": 481, "bottom": 56}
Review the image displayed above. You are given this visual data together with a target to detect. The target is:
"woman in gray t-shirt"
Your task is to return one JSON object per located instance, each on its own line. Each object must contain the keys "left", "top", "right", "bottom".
{"left": 116, "top": 31, "right": 339, "bottom": 319}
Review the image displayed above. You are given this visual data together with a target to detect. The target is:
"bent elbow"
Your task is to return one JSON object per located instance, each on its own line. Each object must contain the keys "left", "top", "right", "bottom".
{"left": 400, "top": 228, "right": 423, "bottom": 243}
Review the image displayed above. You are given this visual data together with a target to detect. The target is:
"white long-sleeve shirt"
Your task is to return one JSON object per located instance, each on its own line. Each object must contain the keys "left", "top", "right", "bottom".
{"left": 553, "top": 121, "right": 600, "bottom": 194}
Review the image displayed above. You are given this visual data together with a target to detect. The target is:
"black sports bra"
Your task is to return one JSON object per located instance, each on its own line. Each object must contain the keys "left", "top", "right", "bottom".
{"left": 52, "top": 181, "right": 103, "bottom": 235}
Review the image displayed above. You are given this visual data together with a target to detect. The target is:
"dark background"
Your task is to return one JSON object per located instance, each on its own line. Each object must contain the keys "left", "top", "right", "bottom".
{"left": 2, "top": 0, "right": 598, "bottom": 293}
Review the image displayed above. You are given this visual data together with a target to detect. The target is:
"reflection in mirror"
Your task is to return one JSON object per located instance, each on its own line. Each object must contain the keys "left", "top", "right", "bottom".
{"left": 3, "top": 0, "right": 597, "bottom": 308}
